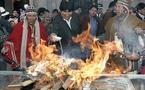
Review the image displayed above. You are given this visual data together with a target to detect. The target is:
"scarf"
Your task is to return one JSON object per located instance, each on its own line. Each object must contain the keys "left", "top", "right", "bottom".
{"left": 20, "top": 17, "right": 40, "bottom": 69}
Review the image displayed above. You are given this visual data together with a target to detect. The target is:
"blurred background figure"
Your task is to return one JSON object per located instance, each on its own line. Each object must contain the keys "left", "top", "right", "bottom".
{"left": 136, "top": 2, "right": 145, "bottom": 21}
{"left": 81, "top": 4, "right": 99, "bottom": 37}
{"left": 52, "top": 9, "right": 59, "bottom": 21}
{"left": 98, "top": 1, "right": 117, "bottom": 41}
{"left": 96, "top": 3, "right": 104, "bottom": 20}
{"left": 74, "top": 6, "right": 82, "bottom": 16}
{"left": 37, "top": 7, "right": 47, "bottom": 22}
{"left": 0, "top": 7, "right": 11, "bottom": 70}
{"left": 8, "top": 10, "right": 20, "bottom": 28}
{"left": 37, "top": 7, "right": 52, "bottom": 34}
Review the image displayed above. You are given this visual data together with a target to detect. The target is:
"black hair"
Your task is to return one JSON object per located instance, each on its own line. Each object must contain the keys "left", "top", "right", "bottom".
{"left": 136, "top": 2, "right": 145, "bottom": 11}
{"left": 52, "top": 9, "right": 59, "bottom": 13}
{"left": 37, "top": 7, "right": 46, "bottom": 16}
{"left": 59, "top": 0, "right": 74, "bottom": 11}
{"left": 88, "top": 4, "right": 98, "bottom": 10}
{"left": 108, "top": 1, "right": 117, "bottom": 8}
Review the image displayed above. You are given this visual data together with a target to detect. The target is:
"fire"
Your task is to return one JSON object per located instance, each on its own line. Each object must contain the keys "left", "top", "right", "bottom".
{"left": 29, "top": 40, "right": 57, "bottom": 61}
{"left": 69, "top": 24, "right": 123, "bottom": 87}
{"left": 28, "top": 24, "right": 125, "bottom": 89}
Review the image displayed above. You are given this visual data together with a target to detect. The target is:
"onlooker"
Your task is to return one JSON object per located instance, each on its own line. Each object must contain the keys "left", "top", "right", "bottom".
{"left": 96, "top": 3, "right": 104, "bottom": 20}
{"left": 0, "top": 7, "right": 11, "bottom": 34}
{"left": 98, "top": 1, "right": 117, "bottom": 41}
{"left": 0, "top": 7, "right": 11, "bottom": 70}
{"left": 52, "top": 9, "right": 59, "bottom": 20}
{"left": 8, "top": 10, "right": 20, "bottom": 27}
{"left": 74, "top": 6, "right": 82, "bottom": 15}
{"left": 37, "top": 7, "right": 47, "bottom": 22}
{"left": 81, "top": 5, "right": 99, "bottom": 37}
{"left": 136, "top": 2, "right": 145, "bottom": 21}
{"left": 105, "top": 0, "right": 145, "bottom": 71}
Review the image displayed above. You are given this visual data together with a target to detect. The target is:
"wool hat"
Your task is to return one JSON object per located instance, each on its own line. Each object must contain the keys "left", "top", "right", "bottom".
{"left": 25, "top": 6, "right": 37, "bottom": 15}
{"left": 117, "top": 0, "right": 129, "bottom": 6}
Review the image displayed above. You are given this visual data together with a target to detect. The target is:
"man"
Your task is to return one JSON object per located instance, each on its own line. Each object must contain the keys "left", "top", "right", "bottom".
{"left": 51, "top": 1, "right": 82, "bottom": 58}
{"left": 136, "top": 2, "right": 145, "bottom": 21}
{"left": 81, "top": 5, "right": 99, "bottom": 37}
{"left": 96, "top": 3, "right": 104, "bottom": 20}
{"left": 0, "top": 7, "right": 11, "bottom": 70}
{"left": 98, "top": 1, "right": 117, "bottom": 41}
{"left": 0, "top": 7, "right": 11, "bottom": 48}
{"left": 105, "top": 0, "right": 145, "bottom": 42}
{"left": 2, "top": 6, "right": 48, "bottom": 70}
{"left": 52, "top": 1, "right": 82, "bottom": 47}
{"left": 105, "top": 0, "right": 145, "bottom": 72}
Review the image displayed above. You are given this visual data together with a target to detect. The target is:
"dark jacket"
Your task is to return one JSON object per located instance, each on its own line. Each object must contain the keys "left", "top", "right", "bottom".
{"left": 52, "top": 13, "right": 82, "bottom": 47}
{"left": 136, "top": 13, "right": 144, "bottom": 21}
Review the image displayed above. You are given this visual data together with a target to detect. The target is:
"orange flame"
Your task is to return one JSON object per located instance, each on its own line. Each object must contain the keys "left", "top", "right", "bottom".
{"left": 28, "top": 24, "right": 125, "bottom": 88}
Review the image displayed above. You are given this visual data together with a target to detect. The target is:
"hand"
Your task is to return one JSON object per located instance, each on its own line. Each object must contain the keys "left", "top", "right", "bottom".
{"left": 12, "top": 66, "right": 25, "bottom": 71}
{"left": 50, "top": 33, "right": 62, "bottom": 42}
{"left": 125, "top": 53, "right": 139, "bottom": 61}
{"left": 135, "top": 28, "right": 144, "bottom": 35}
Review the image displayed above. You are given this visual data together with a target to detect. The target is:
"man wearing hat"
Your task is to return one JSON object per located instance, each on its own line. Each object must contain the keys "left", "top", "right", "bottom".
{"left": 2, "top": 6, "right": 48, "bottom": 70}
{"left": 96, "top": 3, "right": 104, "bottom": 20}
{"left": 105, "top": 0, "right": 145, "bottom": 72}
{"left": 136, "top": 2, "right": 145, "bottom": 21}
{"left": 0, "top": 7, "right": 11, "bottom": 34}
{"left": 51, "top": 1, "right": 82, "bottom": 50}
{"left": 0, "top": 7, "right": 11, "bottom": 70}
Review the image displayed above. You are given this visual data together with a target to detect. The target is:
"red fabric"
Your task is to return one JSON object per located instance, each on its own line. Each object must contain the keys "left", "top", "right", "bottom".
{"left": 2, "top": 41, "right": 14, "bottom": 62}
{"left": 5, "top": 21, "right": 48, "bottom": 67}
{"left": 141, "top": 66, "right": 145, "bottom": 74}
{"left": 2, "top": 41, "right": 18, "bottom": 68}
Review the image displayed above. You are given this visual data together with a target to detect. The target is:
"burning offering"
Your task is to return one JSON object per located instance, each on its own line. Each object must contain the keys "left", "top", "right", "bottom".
{"left": 25, "top": 24, "right": 130, "bottom": 89}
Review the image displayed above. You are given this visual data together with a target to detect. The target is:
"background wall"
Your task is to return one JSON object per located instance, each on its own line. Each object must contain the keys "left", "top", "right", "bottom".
{"left": 31, "top": 0, "right": 145, "bottom": 12}
{"left": 30, "top": 0, "right": 62, "bottom": 12}
{"left": 3, "top": 0, "right": 145, "bottom": 13}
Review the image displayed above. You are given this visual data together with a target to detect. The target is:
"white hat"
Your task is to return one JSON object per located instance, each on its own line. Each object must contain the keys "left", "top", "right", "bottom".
{"left": 0, "top": 7, "right": 9, "bottom": 16}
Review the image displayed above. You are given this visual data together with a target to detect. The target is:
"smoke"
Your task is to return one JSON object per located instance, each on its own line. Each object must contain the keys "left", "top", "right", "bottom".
{"left": 114, "top": 17, "right": 144, "bottom": 56}
{"left": 62, "top": 45, "right": 91, "bottom": 60}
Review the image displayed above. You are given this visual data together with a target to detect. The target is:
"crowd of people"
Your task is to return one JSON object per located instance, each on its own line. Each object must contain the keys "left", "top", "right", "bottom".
{"left": 0, "top": 0, "right": 145, "bottom": 74}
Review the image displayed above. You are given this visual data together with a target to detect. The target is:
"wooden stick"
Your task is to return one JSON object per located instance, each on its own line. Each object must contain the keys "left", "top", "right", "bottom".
{"left": 53, "top": 80, "right": 63, "bottom": 90}
{"left": 62, "top": 77, "right": 75, "bottom": 89}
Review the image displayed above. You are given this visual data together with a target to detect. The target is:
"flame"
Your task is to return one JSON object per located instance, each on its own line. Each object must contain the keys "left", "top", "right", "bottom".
{"left": 69, "top": 24, "right": 123, "bottom": 86}
{"left": 29, "top": 40, "right": 57, "bottom": 61}
{"left": 28, "top": 24, "right": 125, "bottom": 89}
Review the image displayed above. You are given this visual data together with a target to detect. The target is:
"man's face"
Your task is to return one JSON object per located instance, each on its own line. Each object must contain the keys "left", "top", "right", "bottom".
{"left": 26, "top": 13, "right": 37, "bottom": 25}
{"left": 97, "top": 8, "right": 103, "bottom": 14}
{"left": 115, "top": 3, "right": 124, "bottom": 15}
{"left": 139, "top": 8, "right": 145, "bottom": 15}
{"left": 61, "top": 10, "right": 72, "bottom": 20}
{"left": 12, "top": 10, "right": 19, "bottom": 17}
{"left": 89, "top": 7, "right": 97, "bottom": 17}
